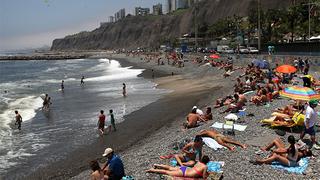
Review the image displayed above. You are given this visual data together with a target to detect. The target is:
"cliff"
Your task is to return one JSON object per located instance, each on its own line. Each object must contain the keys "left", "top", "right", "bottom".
{"left": 51, "top": 0, "right": 293, "bottom": 50}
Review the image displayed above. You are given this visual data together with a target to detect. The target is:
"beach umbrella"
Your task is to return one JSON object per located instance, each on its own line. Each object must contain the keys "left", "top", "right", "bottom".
{"left": 280, "top": 86, "right": 320, "bottom": 101}
{"left": 209, "top": 54, "right": 220, "bottom": 59}
{"left": 276, "top": 65, "right": 297, "bottom": 74}
{"left": 252, "top": 59, "right": 269, "bottom": 69}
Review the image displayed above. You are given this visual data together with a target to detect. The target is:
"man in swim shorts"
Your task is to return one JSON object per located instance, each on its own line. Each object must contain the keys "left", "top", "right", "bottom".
{"left": 15, "top": 110, "right": 22, "bottom": 130}
{"left": 198, "top": 129, "right": 247, "bottom": 151}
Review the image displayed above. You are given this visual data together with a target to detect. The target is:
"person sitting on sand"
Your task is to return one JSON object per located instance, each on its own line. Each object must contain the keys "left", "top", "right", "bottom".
{"left": 221, "top": 93, "right": 246, "bottom": 113}
{"left": 90, "top": 160, "right": 105, "bottom": 180}
{"left": 174, "top": 135, "right": 203, "bottom": 167}
{"left": 192, "top": 106, "right": 204, "bottom": 116}
{"left": 184, "top": 108, "right": 207, "bottom": 129}
{"left": 252, "top": 136, "right": 312, "bottom": 166}
{"left": 146, "top": 155, "right": 211, "bottom": 178}
{"left": 250, "top": 88, "right": 268, "bottom": 105}
{"left": 198, "top": 129, "right": 247, "bottom": 151}
{"left": 102, "top": 148, "right": 125, "bottom": 179}
{"left": 201, "top": 107, "right": 212, "bottom": 121}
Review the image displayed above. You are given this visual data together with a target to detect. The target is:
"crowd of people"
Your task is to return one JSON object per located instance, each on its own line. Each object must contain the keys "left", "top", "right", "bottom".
{"left": 126, "top": 52, "right": 319, "bottom": 179}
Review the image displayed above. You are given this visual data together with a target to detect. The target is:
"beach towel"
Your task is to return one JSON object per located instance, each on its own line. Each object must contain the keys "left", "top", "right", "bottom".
{"left": 202, "top": 137, "right": 225, "bottom": 150}
{"left": 170, "top": 159, "right": 224, "bottom": 173}
{"left": 244, "top": 91, "right": 254, "bottom": 95}
{"left": 271, "top": 158, "right": 309, "bottom": 174}
{"left": 211, "top": 122, "right": 247, "bottom": 131}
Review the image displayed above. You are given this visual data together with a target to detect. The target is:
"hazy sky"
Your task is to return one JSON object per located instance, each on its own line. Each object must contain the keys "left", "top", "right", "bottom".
{"left": 0, "top": 0, "right": 165, "bottom": 51}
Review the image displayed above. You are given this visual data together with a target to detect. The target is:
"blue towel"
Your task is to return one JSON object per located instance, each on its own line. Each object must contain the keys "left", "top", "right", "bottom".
{"left": 170, "top": 160, "right": 223, "bottom": 173}
{"left": 207, "top": 161, "right": 223, "bottom": 173}
{"left": 271, "top": 158, "right": 309, "bottom": 174}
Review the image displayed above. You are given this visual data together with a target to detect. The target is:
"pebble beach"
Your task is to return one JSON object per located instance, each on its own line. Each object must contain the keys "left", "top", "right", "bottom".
{"left": 70, "top": 52, "right": 320, "bottom": 180}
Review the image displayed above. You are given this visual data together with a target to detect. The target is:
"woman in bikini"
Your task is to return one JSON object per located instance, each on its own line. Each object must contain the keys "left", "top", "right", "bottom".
{"left": 198, "top": 129, "right": 247, "bottom": 151}
{"left": 253, "top": 136, "right": 312, "bottom": 166}
{"left": 146, "top": 156, "right": 210, "bottom": 178}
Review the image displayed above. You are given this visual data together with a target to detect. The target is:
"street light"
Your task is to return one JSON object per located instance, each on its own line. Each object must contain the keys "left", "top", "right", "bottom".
{"left": 258, "top": 0, "right": 261, "bottom": 50}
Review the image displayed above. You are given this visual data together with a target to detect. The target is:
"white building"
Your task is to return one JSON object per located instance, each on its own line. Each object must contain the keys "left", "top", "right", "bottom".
{"left": 114, "top": 8, "right": 125, "bottom": 22}
{"left": 135, "top": 7, "right": 150, "bottom": 16}
{"left": 153, "top": 3, "right": 163, "bottom": 15}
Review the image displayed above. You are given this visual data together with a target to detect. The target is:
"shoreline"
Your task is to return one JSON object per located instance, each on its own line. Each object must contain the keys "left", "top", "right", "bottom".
{"left": 22, "top": 53, "right": 228, "bottom": 179}
{"left": 4, "top": 52, "right": 319, "bottom": 179}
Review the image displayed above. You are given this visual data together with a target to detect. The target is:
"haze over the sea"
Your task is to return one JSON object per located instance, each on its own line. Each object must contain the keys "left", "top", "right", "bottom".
{"left": 0, "top": 0, "right": 165, "bottom": 51}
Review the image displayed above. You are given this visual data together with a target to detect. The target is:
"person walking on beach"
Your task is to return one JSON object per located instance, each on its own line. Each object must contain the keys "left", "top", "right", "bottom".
{"left": 15, "top": 110, "right": 22, "bottom": 130}
{"left": 98, "top": 110, "right": 106, "bottom": 135}
{"left": 300, "top": 100, "right": 319, "bottom": 149}
{"left": 122, "top": 83, "right": 126, "bottom": 97}
{"left": 109, "top": 109, "right": 116, "bottom": 132}
{"left": 61, "top": 80, "right": 64, "bottom": 91}
{"left": 80, "top": 76, "right": 85, "bottom": 85}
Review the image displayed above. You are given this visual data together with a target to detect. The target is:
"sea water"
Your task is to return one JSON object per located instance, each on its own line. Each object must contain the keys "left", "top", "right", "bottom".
{"left": 0, "top": 58, "right": 168, "bottom": 177}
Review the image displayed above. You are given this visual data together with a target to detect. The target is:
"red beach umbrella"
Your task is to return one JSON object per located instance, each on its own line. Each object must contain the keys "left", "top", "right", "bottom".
{"left": 209, "top": 54, "right": 220, "bottom": 59}
{"left": 276, "top": 65, "right": 297, "bottom": 74}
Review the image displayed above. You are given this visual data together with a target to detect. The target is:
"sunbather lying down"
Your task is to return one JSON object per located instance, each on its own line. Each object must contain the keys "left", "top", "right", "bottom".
{"left": 252, "top": 136, "right": 312, "bottom": 166}
{"left": 198, "top": 129, "right": 247, "bottom": 151}
{"left": 146, "top": 156, "right": 212, "bottom": 178}
{"left": 261, "top": 112, "right": 305, "bottom": 127}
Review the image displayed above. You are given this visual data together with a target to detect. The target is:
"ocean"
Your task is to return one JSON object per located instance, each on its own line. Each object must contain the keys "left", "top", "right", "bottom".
{"left": 0, "top": 58, "right": 169, "bottom": 178}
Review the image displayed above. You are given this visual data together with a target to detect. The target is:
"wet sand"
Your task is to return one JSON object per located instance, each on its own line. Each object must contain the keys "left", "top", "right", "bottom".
{"left": 22, "top": 54, "right": 227, "bottom": 179}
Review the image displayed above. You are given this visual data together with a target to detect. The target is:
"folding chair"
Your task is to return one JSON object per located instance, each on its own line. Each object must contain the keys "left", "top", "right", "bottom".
{"left": 222, "top": 120, "right": 235, "bottom": 136}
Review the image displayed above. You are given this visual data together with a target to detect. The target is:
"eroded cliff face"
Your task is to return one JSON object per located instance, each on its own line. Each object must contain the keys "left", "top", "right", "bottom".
{"left": 51, "top": 0, "right": 292, "bottom": 50}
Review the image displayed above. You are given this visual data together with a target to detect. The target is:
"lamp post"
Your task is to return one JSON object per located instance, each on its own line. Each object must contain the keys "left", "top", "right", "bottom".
{"left": 194, "top": 2, "right": 198, "bottom": 49}
{"left": 258, "top": 0, "right": 261, "bottom": 50}
{"left": 308, "top": 0, "right": 311, "bottom": 42}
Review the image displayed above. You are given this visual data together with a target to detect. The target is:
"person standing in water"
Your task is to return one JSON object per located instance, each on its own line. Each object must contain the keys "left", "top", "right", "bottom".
{"left": 61, "top": 80, "right": 64, "bottom": 91}
{"left": 98, "top": 110, "right": 106, "bottom": 135}
{"left": 42, "top": 94, "right": 49, "bottom": 110}
{"left": 122, "top": 83, "right": 126, "bottom": 97}
{"left": 80, "top": 76, "right": 85, "bottom": 85}
{"left": 15, "top": 110, "right": 22, "bottom": 130}
{"left": 109, "top": 109, "right": 116, "bottom": 132}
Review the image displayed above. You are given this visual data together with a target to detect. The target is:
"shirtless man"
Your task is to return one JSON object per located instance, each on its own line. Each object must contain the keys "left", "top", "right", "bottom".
{"left": 174, "top": 135, "right": 203, "bottom": 167}
{"left": 198, "top": 129, "right": 247, "bottom": 151}
{"left": 80, "top": 76, "right": 85, "bottom": 85}
{"left": 184, "top": 108, "right": 206, "bottom": 129}
{"left": 15, "top": 110, "right": 22, "bottom": 130}
{"left": 221, "top": 93, "right": 246, "bottom": 113}
{"left": 146, "top": 156, "right": 211, "bottom": 178}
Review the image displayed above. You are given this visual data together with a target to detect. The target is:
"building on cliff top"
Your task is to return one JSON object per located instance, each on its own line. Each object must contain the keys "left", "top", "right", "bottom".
{"left": 153, "top": 3, "right": 163, "bottom": 15}
{"left": 114, "top": 8, "right": 125, "bottom": 22}
{"left": 135, "top": 7, "right": 150, "bottom": 16}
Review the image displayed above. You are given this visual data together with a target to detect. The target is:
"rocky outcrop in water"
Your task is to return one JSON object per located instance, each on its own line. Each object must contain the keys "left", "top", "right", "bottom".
{"left": 51, "top": 0, "right": 294, "bottom": 50}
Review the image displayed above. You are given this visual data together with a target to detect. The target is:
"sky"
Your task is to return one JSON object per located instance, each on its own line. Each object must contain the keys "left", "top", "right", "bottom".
{"left": 0, "top": 0, "right": 166, "bottom": 51}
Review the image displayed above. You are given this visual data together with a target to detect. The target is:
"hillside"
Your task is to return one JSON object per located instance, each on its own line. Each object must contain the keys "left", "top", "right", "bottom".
{"left": 51, "top": 0, "right": 295, "bottom": 50}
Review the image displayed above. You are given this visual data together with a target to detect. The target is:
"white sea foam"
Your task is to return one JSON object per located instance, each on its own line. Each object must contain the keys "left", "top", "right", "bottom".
{"left": 86, "top": 59, "right": 144, "bottom": 82}
{"left": 44, "top": 67, "right": 59, "bottom": 72}
{"left": 0, "top": 96, "right": 43, "bottom": 128}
